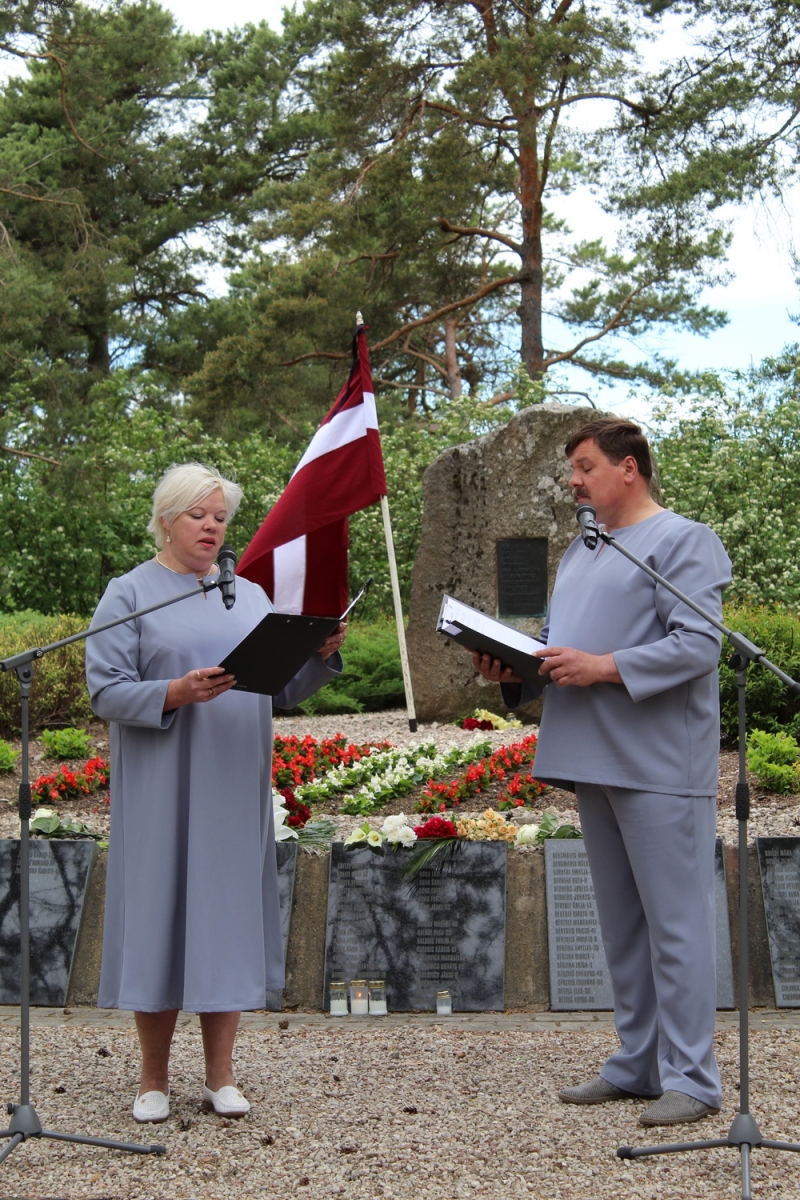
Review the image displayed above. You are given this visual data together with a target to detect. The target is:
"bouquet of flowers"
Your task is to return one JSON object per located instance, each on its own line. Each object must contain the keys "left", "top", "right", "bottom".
{"left": 458, "top": 709, "right": 522, "bottom": 732}
{"left": 343, "top": 813, "right": 419, "bottom": 856}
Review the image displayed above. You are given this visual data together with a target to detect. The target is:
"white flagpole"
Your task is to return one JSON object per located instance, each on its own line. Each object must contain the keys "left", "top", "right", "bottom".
{"left": 357, "top": 311, "right": 418, "bottom": 732}
{"left": 379, "top": 492, "right": 417, "bottom": 733}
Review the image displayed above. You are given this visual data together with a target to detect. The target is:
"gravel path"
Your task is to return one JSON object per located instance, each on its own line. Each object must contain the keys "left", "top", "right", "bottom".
{"left": 2, "top": 1015, "right": 799, "bottom": 1199}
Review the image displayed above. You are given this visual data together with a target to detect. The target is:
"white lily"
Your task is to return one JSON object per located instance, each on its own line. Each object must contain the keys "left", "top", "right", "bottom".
{"left": 273, "top": 797, "right": 299, "bottom": 841}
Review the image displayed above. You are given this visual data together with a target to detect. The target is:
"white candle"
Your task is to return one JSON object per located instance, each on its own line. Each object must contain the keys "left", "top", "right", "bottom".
{"left": 369, "top": 999, "right": 388, "bottom": 1015}
{"left": 436, "top": 990, "right": 453, "bottom": 1016}
{"left": 349, "top": 980, "right": 369, "bottom": 1015}
{"left": 329, "top": 981, "right": 349, "bottom": 1016}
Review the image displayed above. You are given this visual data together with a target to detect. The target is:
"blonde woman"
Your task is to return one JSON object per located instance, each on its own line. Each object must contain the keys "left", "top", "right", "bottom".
{"left": 85, "top": 463, "right": 344, "bottom": 1124}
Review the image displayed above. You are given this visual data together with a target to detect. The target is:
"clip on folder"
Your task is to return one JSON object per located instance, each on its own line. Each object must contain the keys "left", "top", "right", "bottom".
{"left": 219, "top": 577, "right": 373, "bottom": 696}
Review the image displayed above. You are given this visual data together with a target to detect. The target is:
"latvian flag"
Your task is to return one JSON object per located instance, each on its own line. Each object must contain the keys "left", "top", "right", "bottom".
{"left": 237, "top": 325, "right": 387, "bottom": 616}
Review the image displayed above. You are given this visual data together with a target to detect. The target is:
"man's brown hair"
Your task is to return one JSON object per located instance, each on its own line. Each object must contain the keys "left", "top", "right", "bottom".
{"left": 564, "top": 417, "right": 653, "bottom": 481}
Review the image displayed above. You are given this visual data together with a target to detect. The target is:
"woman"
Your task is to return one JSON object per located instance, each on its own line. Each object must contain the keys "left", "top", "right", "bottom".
{"left": 85, "top": 463, "right": 344, "bottom": 1124}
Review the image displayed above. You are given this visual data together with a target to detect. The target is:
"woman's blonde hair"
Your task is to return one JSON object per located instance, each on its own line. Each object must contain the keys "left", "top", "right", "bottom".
{"left": 147, "top": 463, "right": 244, "bottom": 550}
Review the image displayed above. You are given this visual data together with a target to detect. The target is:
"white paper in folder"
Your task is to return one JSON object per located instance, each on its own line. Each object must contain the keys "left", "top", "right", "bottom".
{"left": 436, "top": 594, "right": 547, "bottom": 683}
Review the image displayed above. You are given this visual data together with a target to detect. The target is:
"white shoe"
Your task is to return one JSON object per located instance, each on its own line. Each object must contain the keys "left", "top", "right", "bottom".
{"left": 133, "top": 1089, "right": 170, "bottom": 1123}
{"left": 202, "top": 1082, "right": 250, "bottom": 1116}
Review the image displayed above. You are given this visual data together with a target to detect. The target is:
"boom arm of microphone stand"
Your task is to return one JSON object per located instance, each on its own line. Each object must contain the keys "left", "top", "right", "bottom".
{"left": 598, "top": 530, "right": 800, "bottom": 695}
{"left": 0, "top": 578, "right": 221, "bottom": 674}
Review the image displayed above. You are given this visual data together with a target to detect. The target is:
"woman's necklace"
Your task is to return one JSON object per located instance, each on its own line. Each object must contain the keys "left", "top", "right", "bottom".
{"left": 154, "top": 554, "right": 218, "bottom": 594}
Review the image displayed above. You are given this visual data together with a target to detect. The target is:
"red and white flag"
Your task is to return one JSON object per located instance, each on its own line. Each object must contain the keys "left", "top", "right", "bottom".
{"left": 237, "top": 325, "right": 387, "bottom": 616}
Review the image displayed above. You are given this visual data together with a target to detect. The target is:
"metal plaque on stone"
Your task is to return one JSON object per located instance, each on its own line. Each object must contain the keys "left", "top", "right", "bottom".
{"left": 546, "top": 838, "right": 734, "bottom": 1011}
{"left": 264, "top": 840, "right": 299, "bottom": 1012}
{"left": 324, "top": 841, "right": 506, "bottom": 1012}
{"left": 756, "top": 837, "right": 800, "bottom": 1007}
{"left": 0, "top": 838, "right": 97, "bottom": 1006}
{"left": 496, "top": 538, "right": 548, "bottom": 618}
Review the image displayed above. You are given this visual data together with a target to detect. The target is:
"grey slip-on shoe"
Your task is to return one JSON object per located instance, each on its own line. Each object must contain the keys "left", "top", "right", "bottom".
{"left": 638, "top": 1090, "right": 720, "bottom": 1127}
{"left": 559, "top": 1076, "right": 651, "bottom": 1105}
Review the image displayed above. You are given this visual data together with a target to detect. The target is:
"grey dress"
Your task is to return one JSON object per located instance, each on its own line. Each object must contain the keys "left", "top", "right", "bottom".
{"left": 85, "top": 560, "right": 339, "bottom": 1013}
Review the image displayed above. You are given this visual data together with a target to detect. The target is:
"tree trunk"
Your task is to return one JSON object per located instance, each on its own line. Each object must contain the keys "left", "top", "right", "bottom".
{"left": 518, "top": 141, "right": 544, "bottom": 380}
{"left": 443, "top": 318, "right": 463, "bottom": 398}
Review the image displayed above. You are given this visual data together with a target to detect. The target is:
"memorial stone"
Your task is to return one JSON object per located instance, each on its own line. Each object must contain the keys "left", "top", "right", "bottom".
{"left": 264, "top": 841, "right": 299, "bottom": 1012}
{"left": 324, "top": 841, "right": 506, "bottom": 1011}
{"left": 756, "top": 837, "right": 800, "bottom": 1007}
{"left": 546, "top": 839, "right": 734, "bottom": 1010}
{"left": 406, "top": 403, "right": 600, "bottom": 722}
{"left": 0, "top": 838, "right": 97, "bottom": 1006}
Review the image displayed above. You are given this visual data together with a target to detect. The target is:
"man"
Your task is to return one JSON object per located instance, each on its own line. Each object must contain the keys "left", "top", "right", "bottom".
{"left": 475, "top": 417, "right": 731, "bottom": 1127}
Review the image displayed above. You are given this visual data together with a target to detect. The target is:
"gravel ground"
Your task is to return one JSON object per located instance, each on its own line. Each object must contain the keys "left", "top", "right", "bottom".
{"left": 1, "top": 711, "right": 798, "bottom": 843}
{"left": 2, "top": 1016, "right": 800, "bottom": 1199}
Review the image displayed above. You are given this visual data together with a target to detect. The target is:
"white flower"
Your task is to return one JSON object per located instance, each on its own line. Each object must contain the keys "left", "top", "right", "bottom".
{"left": 367, "top": 829, "right": 385, "bottom": 848}
{"left": 273, "top": 798, "right": 299, "bottom": 841}
{"left": 382, "top": 813, "right": 406, "bottom": 832}
{"left": 514, "top": 823, "right": 540, "bottom": 846}
{"left": 344, "top": 827, "right": 368, "bottom": 846}
{"left": 397, "top": 825, "right": 417, "bottom": 847}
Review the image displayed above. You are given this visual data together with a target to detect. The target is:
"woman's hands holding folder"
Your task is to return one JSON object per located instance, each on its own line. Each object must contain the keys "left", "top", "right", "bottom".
{"left": 164, "top": 666, "right": 237, "bottom": 711}
{"left": 318, "top": 621, "right": 347, "bottom": 661}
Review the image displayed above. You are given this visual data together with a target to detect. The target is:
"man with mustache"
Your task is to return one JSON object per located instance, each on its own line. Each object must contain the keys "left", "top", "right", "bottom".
{"left": 474, "top": 416, "right": 731, "bottom": 1127}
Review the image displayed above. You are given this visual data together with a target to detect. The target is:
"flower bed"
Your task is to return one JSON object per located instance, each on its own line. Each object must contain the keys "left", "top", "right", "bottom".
{"left": 301, "top": 740, "right": 494, "bottom": 816}
{"left": 415, "top": 733, "right": 548, "bottom": 813}
{"left": 271, "top": 733, "right": 390, "bottom": 790}
{"left": 32, "top": 757, "right": 109, "bottom": 804}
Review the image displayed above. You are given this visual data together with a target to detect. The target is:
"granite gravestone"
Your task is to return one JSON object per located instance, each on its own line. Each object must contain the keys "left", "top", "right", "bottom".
{"left": 756, "top": 837, "right": 800, "bottom": 1007}
{"left": 406, "top": 403, "right": 601, "bottom": 722}
{"left": 0, "top": 838, "right": 97, "bottom": 1006}
{"left": 545, "top": 839, "right": 734, "bottom": 1010}
{"left": 264, "top": 841, "right": 299, "bottom": 1012}
{"left": 496, "top": 539, "right": 549, "bottom": 618}
{"left": 324, "top": 841, "right": 506, "bottom": 1012}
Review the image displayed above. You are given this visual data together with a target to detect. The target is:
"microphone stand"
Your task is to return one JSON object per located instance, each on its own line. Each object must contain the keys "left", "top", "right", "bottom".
{"left": 0, "top": 574, "right": 224, "bottom": 1166}
{"left": 587, "top": 522, "right": 800, "bottom": 1199}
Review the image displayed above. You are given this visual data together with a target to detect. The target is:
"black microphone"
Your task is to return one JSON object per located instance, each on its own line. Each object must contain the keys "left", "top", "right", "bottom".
{"left": 217, "top": 544, "right": 237, "bottom": 610}
{"left": 575, "top": 504, "right": 600, "bottom": 550}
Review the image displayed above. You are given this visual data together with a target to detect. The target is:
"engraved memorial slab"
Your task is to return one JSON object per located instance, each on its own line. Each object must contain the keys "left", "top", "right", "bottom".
{"left": 546, "top": 839, "right": 734, "bottom": 1010}
{"left": 757, "top": 837, "right": 800, "bottom": 1007}
{"left": 264, "top": 840, "right": 299, "bottom": 1012}
{"left": 496, "top": 538, "right": 548, "bottom": 619}
{"left": 545, "top": 840, "right": 612, "bottom": 1011}
{"left": 324, "top": 842, "right": 506, "bottom": 1011}
{"left": 0, "top": 838, "right": 97, "bottom": 1006}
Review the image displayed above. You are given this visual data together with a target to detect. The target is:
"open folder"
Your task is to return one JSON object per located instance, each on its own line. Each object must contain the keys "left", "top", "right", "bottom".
{"left": 436, "top": 594, "right": 547, "bottom": 683}
{"left": 219, "top": 579, "right": 372, "bottom": 697}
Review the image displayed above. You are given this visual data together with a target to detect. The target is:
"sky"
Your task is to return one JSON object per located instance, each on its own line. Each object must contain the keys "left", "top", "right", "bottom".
{"left": 4, "top": 0, "right": 799, "bottom": 427}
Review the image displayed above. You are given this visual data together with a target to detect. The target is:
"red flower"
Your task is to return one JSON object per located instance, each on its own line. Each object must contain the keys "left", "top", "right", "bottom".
{"left": 414, "top": 816, "right": 458, "bottom": 839}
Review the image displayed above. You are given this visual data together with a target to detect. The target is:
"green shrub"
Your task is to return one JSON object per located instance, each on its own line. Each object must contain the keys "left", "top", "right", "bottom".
{"left": 291, "top": 620, "right": 405, "bottom": 716}
{"left": 746, "top": 729, "right": 800, "bottom": 793}
{"left": 0, "top": 613, "right": 92, "bottom": 737}
{"left": 40, "top": 727, "right": 92, "bottom": 759}
{"left": 0, "top": 739, "right": 18, "bottom": 771}
{"left": 719, "top": 606, "right": 800, "bottom": 742}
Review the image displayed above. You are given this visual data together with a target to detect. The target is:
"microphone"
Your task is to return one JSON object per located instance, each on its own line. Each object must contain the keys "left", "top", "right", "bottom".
{"left": 217, "top": 544, "right": 237, "bottom": 609}
{"left": 575, "top": 504, "right": 600, "bottom": 550}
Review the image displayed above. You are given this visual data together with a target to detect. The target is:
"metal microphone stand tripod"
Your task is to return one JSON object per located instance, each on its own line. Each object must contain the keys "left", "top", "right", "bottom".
{"left": 0, "top": 574, "right": 224, "bottom": 1166}
{"left": 584, "top": 520, "right": 800, "bottom": 1200}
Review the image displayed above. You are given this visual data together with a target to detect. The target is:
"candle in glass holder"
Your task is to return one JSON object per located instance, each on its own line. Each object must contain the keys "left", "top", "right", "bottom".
{"left": 368, "top": 980, "right": 387, "bottom": 1016}
{"left": 349, "top": 979, "right": 369, "bottom": 1015}
{"left": 329, "top": 980, "right": 349, "bottom": 1016}
{"left": 436, "top": 989, "right": 453, "bottom": 1016}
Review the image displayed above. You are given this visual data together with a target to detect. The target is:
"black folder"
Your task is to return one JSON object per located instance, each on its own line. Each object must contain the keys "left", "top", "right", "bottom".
{"left": 219, "top": 612, "right": 339, "bottom": 697}
{"left": 436, "top": 594, "right": 548, "bottom": 684}
{"left": 219, "top": 578, "right": 372, "bottom": 697}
